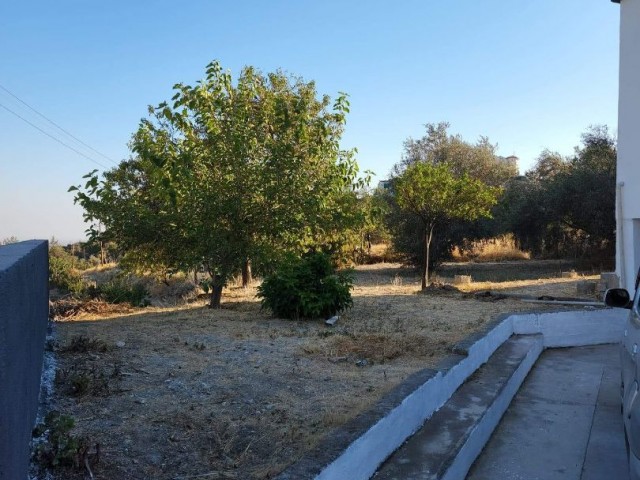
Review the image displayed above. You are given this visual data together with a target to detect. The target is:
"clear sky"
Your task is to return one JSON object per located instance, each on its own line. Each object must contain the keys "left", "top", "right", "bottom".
{"left": 0, "top": 0, "right": 621, "bottom": 244}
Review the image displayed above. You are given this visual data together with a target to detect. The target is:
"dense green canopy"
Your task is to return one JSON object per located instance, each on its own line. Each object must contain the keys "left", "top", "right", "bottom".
{"left": 71, "top": 61, "right": 367, "bottom": 307}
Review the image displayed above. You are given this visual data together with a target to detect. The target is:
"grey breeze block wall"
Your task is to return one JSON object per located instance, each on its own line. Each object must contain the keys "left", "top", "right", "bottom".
{"left": 0, "top": 240, "right": 48, "bottom": 480}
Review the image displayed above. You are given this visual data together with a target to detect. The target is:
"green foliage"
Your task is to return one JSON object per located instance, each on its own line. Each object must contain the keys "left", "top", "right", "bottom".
{"left": 495, "top": 126, "right": 616, "bottom": 264}
{"left": 33, "top": 411, "right": 88, "bottom": 469}
{"left": 257, "top": 253, "right": 353, "bottom": 320}
{"left": 95, "top": 276, "right": 149, "bottom": 307}
{"left": 48, "top": 246, "right": 86, "bottom": 295}
{"left": 341, "top": 189, "right": 391, "bottom": 264}
{"left": 71, "top": 60, "right": 368, "bottom": 308}
{"left": 398, "top": 122, "right": 517, "bottom": 187}
{"left": 386, "top": 123, "right": 515, "bottom": 280}
{"left": 395, "top": 162, "right": 499, "bottom": 223}
{"left": 199, "top": 278, "right": 212, "bottom": 294}
{"left": 391, "top": 161, "right": 500, "bottom": 287}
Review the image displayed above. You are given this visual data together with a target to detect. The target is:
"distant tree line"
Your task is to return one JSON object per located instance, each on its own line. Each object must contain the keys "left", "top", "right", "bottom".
{"left": 496, "top": 125, "right": 616, "bottom": 264}
{"left": 378, "top": 123, "right": 616, "bottom": 283}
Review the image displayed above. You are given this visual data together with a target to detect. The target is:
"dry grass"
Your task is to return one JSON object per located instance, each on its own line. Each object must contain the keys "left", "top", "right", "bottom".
{"left": 309, "top": 332, "right": 434, "bottom": 363}
{"left": 451, "top": 235, "right": 530, "bottom": 262}
{"left": 81, "top": 262, "right": 118, "bottom": 274}
{"left": 47, "top": 260, "right": 599, "bottom": 480}
{"left": 454, "top": 275, "right": 601, "bottom": 298}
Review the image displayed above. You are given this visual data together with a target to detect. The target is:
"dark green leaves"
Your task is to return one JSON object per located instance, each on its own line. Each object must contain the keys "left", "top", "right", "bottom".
{"left": 70, "top": 60, "right": 366, "bottom": 306}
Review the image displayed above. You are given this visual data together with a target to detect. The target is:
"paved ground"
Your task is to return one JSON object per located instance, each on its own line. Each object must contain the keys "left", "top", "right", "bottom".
{"left": 467, "top": 344, "right": 628, "bottom": 480}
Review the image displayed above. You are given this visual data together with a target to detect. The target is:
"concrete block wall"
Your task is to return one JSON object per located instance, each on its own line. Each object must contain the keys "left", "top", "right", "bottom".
{"left": 0, "top": 240, "right": 49, "bottom": 480}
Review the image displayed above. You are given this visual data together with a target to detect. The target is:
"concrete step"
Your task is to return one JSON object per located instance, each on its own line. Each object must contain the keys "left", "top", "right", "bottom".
{"left": 373, "top": 334, "right": 543, "bottom": 480}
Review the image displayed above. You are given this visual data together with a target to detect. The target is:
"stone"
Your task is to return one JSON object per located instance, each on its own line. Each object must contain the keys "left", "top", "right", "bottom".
{"left": 577, "top": 280, "right": 597, "bottom": 296}
{"left": 325, "top": 315, "right": 339, "bottom": 326}
{"left": 561, "top": 270, "right": 578, "bottom": 279}
{"left": 453, "top": 275, "right": 472, "bottom": 285}
{"left": 600, "top": 272, "right": 619, "bottom": 290}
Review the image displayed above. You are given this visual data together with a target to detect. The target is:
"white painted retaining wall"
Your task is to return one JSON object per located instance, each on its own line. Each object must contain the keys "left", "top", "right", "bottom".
{"left": 314, "top": 308, "right": 627, "bottom": 480}
{"left": 512, "top": 309, "right": 627, "bottom": 347}
{"left": 442, "top": 335, "right": 544, "bottom": 480}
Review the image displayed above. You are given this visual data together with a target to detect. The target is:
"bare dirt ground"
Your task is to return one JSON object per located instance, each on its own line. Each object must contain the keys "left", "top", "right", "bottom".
{"left": 44, "top": 261, "right": 601, "bottom": 480}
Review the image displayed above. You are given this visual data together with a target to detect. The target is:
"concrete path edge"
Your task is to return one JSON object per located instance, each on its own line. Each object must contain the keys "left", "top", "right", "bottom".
{"left": 442, "top": 335, "right": 544, "bottom": 480}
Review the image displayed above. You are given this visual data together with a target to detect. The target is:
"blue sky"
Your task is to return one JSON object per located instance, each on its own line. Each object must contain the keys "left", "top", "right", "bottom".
{"left": 0, "top": 0, "right": 620, "bottom": 243}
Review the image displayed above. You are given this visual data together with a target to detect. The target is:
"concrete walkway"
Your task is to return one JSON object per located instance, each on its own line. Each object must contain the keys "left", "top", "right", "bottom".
{"left": 467, "top": 344, "right": 628, "bottom": 480}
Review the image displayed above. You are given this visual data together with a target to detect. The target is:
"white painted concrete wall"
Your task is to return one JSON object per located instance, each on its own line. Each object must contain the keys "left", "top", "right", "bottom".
{"left": 512, "top": 309, "right": 627, "bottom": 347}
{"left": 316, "top": 317, "right": 515, "bottom": 480}
{"left": 312, "top": 309, "right": 626, "bottom": 480}
{"left": 616, "top": 0, "right": 640, "bottom": 291}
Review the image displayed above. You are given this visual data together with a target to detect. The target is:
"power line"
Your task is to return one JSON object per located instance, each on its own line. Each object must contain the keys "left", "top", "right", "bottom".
{"left": 0, "top": 83, "right": 119, "bottom": 165}
{"left": 0, "top": 101, "right": 111, "bottom": 169}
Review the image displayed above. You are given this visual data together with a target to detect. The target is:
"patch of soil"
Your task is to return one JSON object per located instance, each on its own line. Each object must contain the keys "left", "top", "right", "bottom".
{"left": 43, "top": 262, "right": 598, "bottom": 479}
{"left": 438, "top": 259, "right": 582, "bottom": 282}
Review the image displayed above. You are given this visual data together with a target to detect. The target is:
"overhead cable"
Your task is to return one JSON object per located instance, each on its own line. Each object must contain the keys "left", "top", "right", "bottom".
{"left": 0, "top": 101, "right": 111, "bottom": 169}
{"left": 0, "top": 83, "right": 119, "bottom": 165}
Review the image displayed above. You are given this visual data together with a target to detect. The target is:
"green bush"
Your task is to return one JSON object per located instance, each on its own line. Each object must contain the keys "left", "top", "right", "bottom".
{"left": 97, "top": 276, "right": 149, "bottom": 307}
{"left": 32, "top": 411, "right": 87, "bottom": 468}
{"left": 257, "top": 253, "right": 353, "bottom": 320}
{"left": 49, "top": 255, "right": 85, "bottom": 295}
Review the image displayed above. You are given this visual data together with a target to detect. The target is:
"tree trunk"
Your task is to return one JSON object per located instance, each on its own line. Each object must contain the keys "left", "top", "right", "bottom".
{"left": 209, "top": 274, "right": 224, "bottom": 308}
{"left": 241, "top": 259, "right": 252, "bottom": 288}
{"left": 422, "top": 223, "right": 435, "bottom": 290}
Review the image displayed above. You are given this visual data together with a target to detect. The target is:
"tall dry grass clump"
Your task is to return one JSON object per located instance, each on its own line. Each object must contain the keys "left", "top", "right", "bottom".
{"left": 452, "top": 234, "right": 530, "bottom": 262}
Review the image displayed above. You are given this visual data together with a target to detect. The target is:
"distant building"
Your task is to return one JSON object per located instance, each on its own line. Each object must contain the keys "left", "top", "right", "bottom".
{"left": 377, "top": 180, "right": 392, "bottom": 191}
{"left": 498, "top": 155, "right": 519, "bottom": 173}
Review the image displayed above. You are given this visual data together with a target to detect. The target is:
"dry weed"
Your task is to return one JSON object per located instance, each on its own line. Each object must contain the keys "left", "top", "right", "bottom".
{"left": 319, "top": 333, "right": 433, "bottom": 363}
{"left": 59, "top": 335, "right": 111, "bottom": 353}
{"left": 451, "top": 234, "right": 530, "bottom": 262}
{"left": 51, "top": 298, "right": 134, "bottom": 320}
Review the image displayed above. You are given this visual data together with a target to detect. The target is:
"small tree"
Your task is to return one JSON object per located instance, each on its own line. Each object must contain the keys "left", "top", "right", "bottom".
{"left": 398, "top": 122, "right": 517, "bottom": 187}
{"left": 386, "top": 123, "right": 517, "bottom": 272}
{"left": 394, "top": 162, "right": 500, "bottom": 289}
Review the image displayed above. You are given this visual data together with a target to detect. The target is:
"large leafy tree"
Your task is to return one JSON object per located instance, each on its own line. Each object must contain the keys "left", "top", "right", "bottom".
{"left": 397, "top": 122, "right": 517, "bottom": 187}
{"left": 394, "top": 162, "right": 500, "bottom": 289}
{"left": 72, "top": 61, "right": 366, "bottom": 307}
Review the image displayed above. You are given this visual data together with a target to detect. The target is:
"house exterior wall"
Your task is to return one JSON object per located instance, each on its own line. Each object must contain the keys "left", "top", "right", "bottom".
{"left": 616, "top": 0, "right": 640, "bottom": 290}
